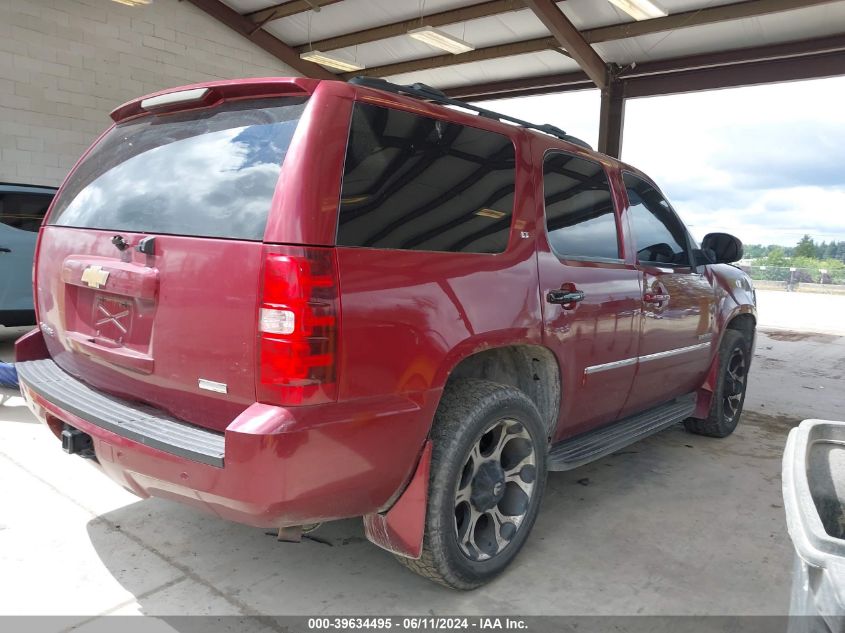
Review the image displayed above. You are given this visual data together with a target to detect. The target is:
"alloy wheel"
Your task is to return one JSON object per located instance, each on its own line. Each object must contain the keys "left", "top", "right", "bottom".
{"left": 453, "top": 417, "right": 537, "bottom": 561}
{"left": 723, "top": 347, "right": 747, "bottom": 422}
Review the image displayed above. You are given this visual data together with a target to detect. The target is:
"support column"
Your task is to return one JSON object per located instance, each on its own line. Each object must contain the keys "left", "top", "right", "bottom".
{"left": 598, "top": 78, "right": 625, "bottom": 158}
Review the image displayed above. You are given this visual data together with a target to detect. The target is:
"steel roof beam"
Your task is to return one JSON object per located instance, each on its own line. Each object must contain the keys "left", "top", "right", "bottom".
{"left": 340, "top": 37, "right": 565, "bottom": 80}
{"left": 304, "top": 0, "right": 837, "bottom": 52}
{"left": 286, "top": 0, "right": 839, "bottom": 81}
{"left": 446, "top": 33, "right": 845, "bottom": 100}
{"left": 585, "top": 0, "right": 839, "bottom": 44}
{"left": 524, "top": 0, "right": 607, "bottom": 88}
{"left": 294, "top": 0, "right": 526, "bottom": 53}
{"left": 624, "top": 49, "right": 845, "bottom": 97}
{"left": 619, "top": 32, "right": 845, "bottom": 77}
{"left": 245, "top": 0, "right": 344, "bottom": 25}
{"left": 445, "top": 72, "right": 593, "bottom": 100}
{"left": 184, "top": 0, "right": 335, "bottom": 79}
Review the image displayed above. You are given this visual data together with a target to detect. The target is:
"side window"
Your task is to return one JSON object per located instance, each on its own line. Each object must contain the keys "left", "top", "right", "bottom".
{"left": 337, "top": 103, "right": 516, "bottom": 254}
{"left": 0, "top": 191, "right": 54, "bottom": 233}
{"left": 542, "top": 152, "right": 619, "bottom": 260}
{"left": 623, "top": 173, "right": 690, "bottom": 267}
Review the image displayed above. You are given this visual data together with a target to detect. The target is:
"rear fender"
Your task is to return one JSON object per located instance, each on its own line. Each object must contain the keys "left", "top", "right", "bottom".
{"left": 362, "top": 441, "right": 432, "bottom": 559}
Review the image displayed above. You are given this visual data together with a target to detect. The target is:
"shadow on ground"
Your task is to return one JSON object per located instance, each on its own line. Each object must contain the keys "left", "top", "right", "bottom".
{"left": 84, "top": 409, "right": 799, "bottom": 617}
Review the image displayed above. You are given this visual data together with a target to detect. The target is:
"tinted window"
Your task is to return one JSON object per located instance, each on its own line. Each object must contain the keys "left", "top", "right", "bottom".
{"left": 337, "top": 103, "right": 515, "bottom": 253}
{"left": 624, "top": 173, "right": 690, "bottom": 266}
{"left": 49, "top": 98, "right": 307, "bottom": 241}
{"left": 543, "top": 153, "right": 619, "bottom": 260}
{"left": 0, "top": 190, "right": 54, "bottom": 233}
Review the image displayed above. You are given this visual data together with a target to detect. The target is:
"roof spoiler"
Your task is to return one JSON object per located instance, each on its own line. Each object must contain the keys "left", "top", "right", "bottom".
{"left": 109, "top": 77, "right": 319, "bottom": 124}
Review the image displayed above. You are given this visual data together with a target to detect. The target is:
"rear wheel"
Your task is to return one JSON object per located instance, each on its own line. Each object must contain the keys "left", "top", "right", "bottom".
{"left": 684, "top": 330, "right": 750, "bottom": 438}
{"left": 397, "top": 379, "right": 547, "bottom": 589}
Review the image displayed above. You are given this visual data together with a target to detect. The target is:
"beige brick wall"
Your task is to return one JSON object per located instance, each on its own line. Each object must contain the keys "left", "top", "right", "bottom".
{"left": 0, "top": 0, "right": 299, "bottom": 187}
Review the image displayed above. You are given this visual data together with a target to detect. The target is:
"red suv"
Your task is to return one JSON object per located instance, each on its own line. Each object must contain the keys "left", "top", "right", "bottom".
{"left": 16, "top": 77, "right": 756, "bottom": 589}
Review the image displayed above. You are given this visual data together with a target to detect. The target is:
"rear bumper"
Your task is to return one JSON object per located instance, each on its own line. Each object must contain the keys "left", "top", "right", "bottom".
{"left": 16, "top": 347, "right": 436, "bottom": 528}
{"left": 18, "top": 359, "right": 225, "bottom": 466}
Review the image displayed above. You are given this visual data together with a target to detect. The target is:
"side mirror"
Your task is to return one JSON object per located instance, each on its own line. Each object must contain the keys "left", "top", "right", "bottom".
{"left": 701, "top": 233, "right": 743, "bottom": 264}
{"left": 692, "top": 248, "right": 716, "bottom": 267}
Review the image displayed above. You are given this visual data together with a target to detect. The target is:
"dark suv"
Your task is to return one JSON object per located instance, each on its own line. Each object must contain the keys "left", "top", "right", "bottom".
{"left": 16, "top": 77, "right": 755, "bottom": 589}
{"left": 0, "top": 183, "right": 56, "bottom": 326}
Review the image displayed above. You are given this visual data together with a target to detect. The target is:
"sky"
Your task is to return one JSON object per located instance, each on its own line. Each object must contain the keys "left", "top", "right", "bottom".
{"left": 481, "top": 76, "right": 845, "bottom": 247}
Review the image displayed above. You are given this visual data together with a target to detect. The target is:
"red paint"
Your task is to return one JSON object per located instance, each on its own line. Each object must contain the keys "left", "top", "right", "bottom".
{"left": 108, "top": 77, "right": 317, "bottom": 123}
{"left": 19, "top": 348, "right": 437, "bottom": 527}
{"left": 363, "top": 441, "right": 432, "bottom": 559}
{"left": 19, "top": 77, "right": 755, "bottom": 542}
{"left": 15, "top": 327, "right": 49, "bottom": 362}
{"left": 35, "top": 226, "right": 263, "bottom": 432}
{"left": 62, "top": 256, "right": 159, "bottom": 300}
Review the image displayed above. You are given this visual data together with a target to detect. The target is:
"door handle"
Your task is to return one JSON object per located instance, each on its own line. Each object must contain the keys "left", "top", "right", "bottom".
{"left": 0, "top": 246, "right": 10, "bottom": 253}
{"left": 644, "top": 292, "right": 670, "bottom": 305}
{"left": 547, "top": 289, "right": 585, "bottom": 306}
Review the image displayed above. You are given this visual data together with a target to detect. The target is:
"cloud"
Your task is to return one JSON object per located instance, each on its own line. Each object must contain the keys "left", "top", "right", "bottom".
{"left": 678, "top": 187, "right": 845, "bottom": 245}
{"left": 481, "top": 76, "right": 845, "bottom": 246}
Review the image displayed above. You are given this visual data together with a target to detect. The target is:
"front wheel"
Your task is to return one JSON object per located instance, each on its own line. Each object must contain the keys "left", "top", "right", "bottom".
{"left": 684, "top": 329, "right": 750, "bottom": 438}
{"left": 397, "top": 379, "right": 548, "bottom": 589}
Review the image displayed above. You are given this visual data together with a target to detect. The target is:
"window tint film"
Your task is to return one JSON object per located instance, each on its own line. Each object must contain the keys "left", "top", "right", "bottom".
{"left": 337, "top": 103, "right": 516, "bottom": 253}
{"left": 49, "top": 98, "right": 308, "bottom": 241}
{"left": 0, "top": 191, "right": 54, "bottom": 233}
{"left": 624, "top": 173, "right": 690, "bottom": 266}
{"left": 543, "top": 153, "right": 619, "bottom": 260}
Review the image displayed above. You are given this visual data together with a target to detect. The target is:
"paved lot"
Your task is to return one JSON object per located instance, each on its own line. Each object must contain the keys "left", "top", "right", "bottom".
{"left": 1, "top": 290, "right": 844, "bottom": 621}
{"left": 755, "top": 289, "right": 845, "bottom": 336}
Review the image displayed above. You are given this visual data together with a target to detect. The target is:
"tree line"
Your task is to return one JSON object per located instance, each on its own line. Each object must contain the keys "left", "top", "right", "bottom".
{"left": 746, "top": 235, "right": 845, "bottom": 284}
{"left": 745, "top": 235, "right": 845, "bottom": 262}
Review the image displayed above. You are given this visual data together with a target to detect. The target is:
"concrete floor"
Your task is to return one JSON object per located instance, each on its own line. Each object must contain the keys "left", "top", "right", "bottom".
{"left": 1, "top": 291, "right": 844, "bottom": 619}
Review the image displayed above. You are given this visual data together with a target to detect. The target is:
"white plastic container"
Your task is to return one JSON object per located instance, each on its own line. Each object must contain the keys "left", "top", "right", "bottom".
{"left": 783, "top": 419, "right": 845, "bottom": 633}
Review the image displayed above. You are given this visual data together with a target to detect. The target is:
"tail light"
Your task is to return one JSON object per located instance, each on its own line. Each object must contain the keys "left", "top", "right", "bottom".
{"left": 257, "top": 245, "right": 339, "bottom": 405}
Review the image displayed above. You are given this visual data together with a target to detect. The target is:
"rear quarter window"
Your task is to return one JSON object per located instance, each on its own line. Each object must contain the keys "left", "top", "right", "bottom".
{"left": 337, "top": 102, "right": 516, "bottom": 254}
{"left": 49, "top": 98, "right": 308, "bottom": 241}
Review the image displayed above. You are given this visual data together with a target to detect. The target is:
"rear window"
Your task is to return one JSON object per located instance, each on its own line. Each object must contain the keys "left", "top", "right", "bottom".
{"left": 49, "top": 98, "right": 308, "bottom": 241}
{"left": 337, "top": 102, "right": 516, "bottom": 254}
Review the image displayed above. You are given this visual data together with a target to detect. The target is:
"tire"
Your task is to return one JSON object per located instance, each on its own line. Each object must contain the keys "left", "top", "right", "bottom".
{"left": 396, "top": 379, "right": 548, "bottom": 590}
{"left": 684, "top": 330, "right": 750, "bottom": 438}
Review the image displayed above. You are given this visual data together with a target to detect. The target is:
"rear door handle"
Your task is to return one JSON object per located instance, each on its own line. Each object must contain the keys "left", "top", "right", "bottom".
{"left": 0, "top": 246, "right": 10, "bottom": 253}
{"left": 547, "top": 289, "right": 585, "bottom": 306}
{"left": 644, "top": 292, "right": 670, "bottom": 305}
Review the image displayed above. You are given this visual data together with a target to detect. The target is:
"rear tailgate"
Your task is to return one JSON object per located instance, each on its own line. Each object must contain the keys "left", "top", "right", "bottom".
{"left": 37, "top": 96, "right": 309, "bottom": 431}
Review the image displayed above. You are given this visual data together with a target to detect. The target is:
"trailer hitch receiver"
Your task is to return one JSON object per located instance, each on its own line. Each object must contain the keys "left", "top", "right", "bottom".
{"left": 61, "top": 424, "right": 96, "bottom": 459}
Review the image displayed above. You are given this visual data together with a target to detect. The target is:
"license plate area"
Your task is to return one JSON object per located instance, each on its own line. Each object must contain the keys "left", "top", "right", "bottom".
{"left": 93, "top": 295, "right": 134, "bottom": 344}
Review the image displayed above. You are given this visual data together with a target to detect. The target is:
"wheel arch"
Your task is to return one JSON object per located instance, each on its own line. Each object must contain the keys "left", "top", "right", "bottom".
{"left": 364, "top": 343, "right": 561, "bottom": 560}
{"left": 441, "top": 343, "right": 562, "bottom": 439}
{"left": 725, "top": 311, "right": 756, "bottom": 346}
{"left": 693, "top": 309, "right": 757, "bottom": 418}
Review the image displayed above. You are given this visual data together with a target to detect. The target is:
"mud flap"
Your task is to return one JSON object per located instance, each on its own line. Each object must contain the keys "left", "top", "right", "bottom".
{"left": 362, "top": 440, "right": 432, "bottom": 559}
{"left": 694, "top": 347, "right": 721, "bottom": 419}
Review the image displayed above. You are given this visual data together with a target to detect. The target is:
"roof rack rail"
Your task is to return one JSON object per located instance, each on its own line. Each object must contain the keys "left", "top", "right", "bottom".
{"left": 348, "top": 76, "right": 592, "bottom": 150}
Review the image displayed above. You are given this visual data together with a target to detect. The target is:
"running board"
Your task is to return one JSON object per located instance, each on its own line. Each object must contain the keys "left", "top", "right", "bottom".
{"left": 547, "top": 394, "right": 696, "bottom": 471}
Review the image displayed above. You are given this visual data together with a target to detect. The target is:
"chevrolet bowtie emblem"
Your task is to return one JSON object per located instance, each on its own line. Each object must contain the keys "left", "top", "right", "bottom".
{"left": 81, "top": 265, "right": 110, "bottom": 289}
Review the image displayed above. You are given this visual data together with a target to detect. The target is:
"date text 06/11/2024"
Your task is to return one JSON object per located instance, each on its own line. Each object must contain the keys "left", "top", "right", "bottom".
{"left": 306, "top": 617, "right": 529, "bottom": 630}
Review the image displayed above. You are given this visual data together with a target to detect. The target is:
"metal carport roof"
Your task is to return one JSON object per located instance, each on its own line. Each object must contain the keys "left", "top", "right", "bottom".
{"left": 184, "top": 0, "right": 845, "bottom": 155}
